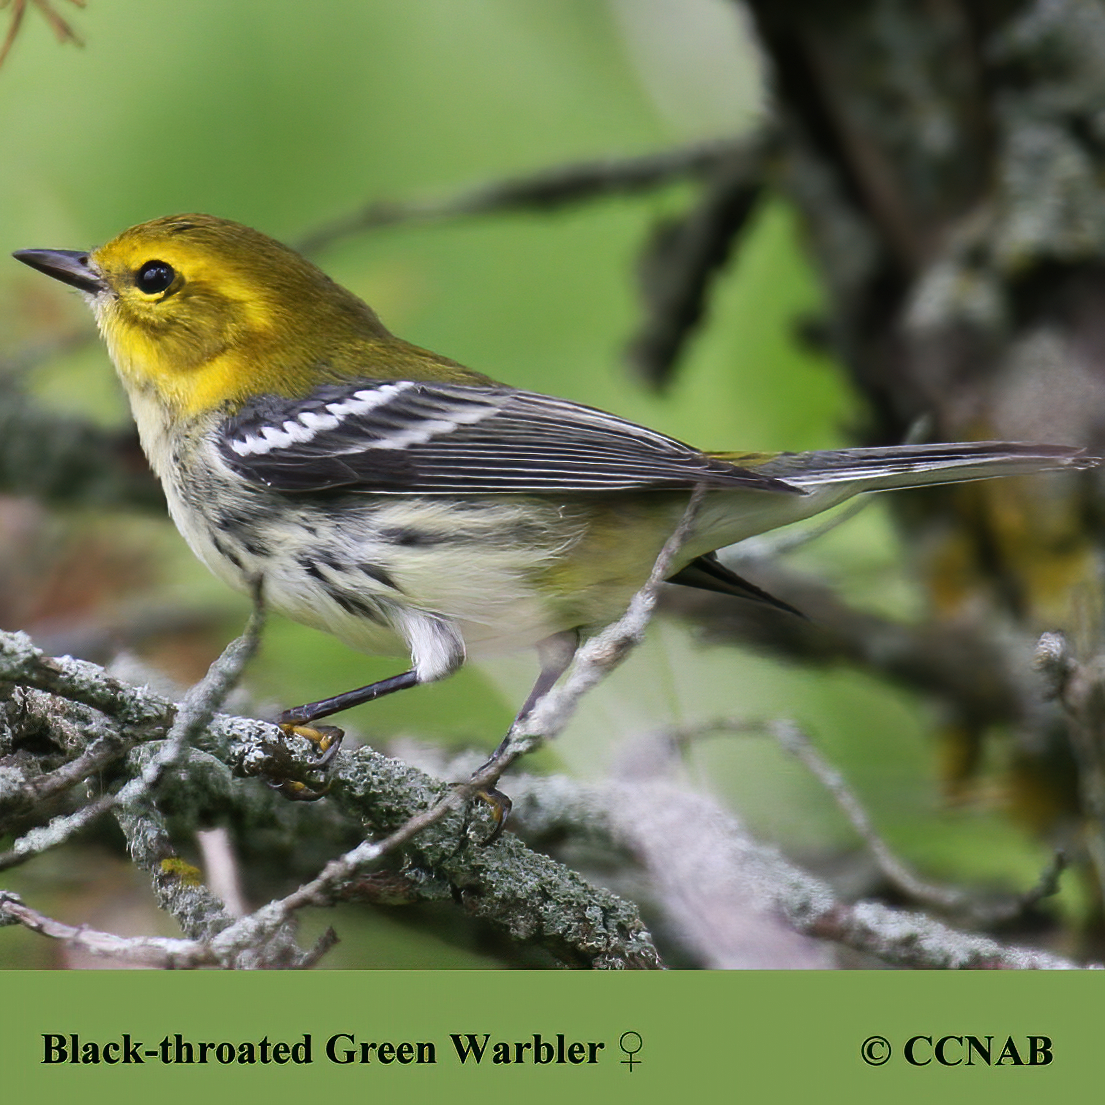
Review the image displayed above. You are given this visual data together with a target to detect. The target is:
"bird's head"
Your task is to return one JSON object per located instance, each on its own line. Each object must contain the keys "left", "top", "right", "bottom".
{"left": 15, "top": 214, "right": 397, "bottom": 417}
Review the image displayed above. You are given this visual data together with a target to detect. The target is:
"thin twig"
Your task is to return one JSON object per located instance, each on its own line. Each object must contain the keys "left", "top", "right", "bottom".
{"left": 772, "top": 718, "right": 973, "bottom": 909}
{"left": 0, "top": 890, "right": 334, "bottom": 969}
{"left": 659, "top": 715, "right": 1067, "bottom": 925}
{"left": 5, "top": 721, "right": 128, "bottom": 812}
{"left": 769, "top": 720, "right": 1066, "bottom": 923}
{"left": 0, "top": 891, "right": 221, "bottom": 967}
{"left": 0, "top": 0, "right": 83, "bottom": 69}
{"left": 509, "top": 483, "right": 709, "bottom": 754}
{"left": 295, "top": 139, "right": 756, "bottom": 254}
{"left": 625, "top": 140, "right": 771, "bottom": 387}
{"left": 0, "top": 607, "right": 262, "bottom": 870}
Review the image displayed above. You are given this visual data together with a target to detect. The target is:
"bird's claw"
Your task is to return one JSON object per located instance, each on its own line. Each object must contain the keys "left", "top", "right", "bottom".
{"left": 267, "top": 776, "right": 333, "bottom": 801}
{"left": 471, "top": 785, "right": 512, "bottom": 845}
{"left": 278, "top": 721, "right": 345, "bottom": 764}
{"left": 259, "top": 722, "right": 345, "bottom": 799}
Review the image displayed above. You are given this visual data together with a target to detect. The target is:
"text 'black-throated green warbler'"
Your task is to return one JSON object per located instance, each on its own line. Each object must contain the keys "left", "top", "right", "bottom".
{"left": 14, "top": 214, "right": 1096, "bottom": 749}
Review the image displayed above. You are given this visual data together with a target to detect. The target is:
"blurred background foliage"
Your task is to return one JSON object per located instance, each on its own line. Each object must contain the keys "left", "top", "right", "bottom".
{"left": 0, "top": 0, "right": 1084, "bottom": 968}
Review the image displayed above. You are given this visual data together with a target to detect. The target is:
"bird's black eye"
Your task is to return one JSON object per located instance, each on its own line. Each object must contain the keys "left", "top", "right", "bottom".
{"left": 135, "top": 260, "right": 175, "bottom": 295}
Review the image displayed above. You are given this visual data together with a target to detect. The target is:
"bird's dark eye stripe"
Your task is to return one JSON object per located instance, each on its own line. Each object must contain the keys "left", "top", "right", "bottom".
{"left": 135, "top": 260, "right": 176, "bottom": 295}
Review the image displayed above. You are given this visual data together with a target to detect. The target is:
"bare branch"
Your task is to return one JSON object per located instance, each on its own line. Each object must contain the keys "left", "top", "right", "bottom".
{"left": 501, "top": 763, "right": 1093, "bottom": 970}
{"left": 625, "top": 139, "right": 772, "bottom": 388}
{"left": 507, "top": 483, "right": 708, "bottom": 758}
{"left": 802, "top": 899, "right": 1088, "bottom": 970}
{"left": 0, "top": 891, "right": 222, "bottom": 967}
{"left": 661, "top": 560, "right": 1029, "bottom": 732}
{"left": 295, "top": 138, "right": 759, "bottom": 254}
{"left": 0, "top": 0, "right": 83, "bottom": 70}
{"left": 768, "top": 719, "right": 1066, "bottom": 925}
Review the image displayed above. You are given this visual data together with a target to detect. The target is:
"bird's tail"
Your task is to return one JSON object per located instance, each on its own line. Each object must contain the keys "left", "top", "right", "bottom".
{"left": 718, "top": 442, "right": 1096, "bottom": 494}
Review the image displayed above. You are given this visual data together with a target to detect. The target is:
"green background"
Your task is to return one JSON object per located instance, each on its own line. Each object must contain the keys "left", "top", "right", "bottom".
{"left": 1, "top": 971, "right": 1098, "bottom": 1103}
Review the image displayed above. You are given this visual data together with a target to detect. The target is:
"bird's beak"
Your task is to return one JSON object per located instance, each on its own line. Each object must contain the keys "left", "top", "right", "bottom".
{"left": 13, "top": 249, "right": 106, "bottom": 295}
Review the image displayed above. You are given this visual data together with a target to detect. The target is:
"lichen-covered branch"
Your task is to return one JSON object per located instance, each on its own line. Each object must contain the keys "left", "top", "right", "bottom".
{"left": 0, "top": 612, "right": 662, "bottom": 968}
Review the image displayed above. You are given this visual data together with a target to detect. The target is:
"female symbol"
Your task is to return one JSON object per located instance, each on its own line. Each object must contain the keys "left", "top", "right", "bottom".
{"left": 619, "top": 1031, "right": 643, "bottom": 1071}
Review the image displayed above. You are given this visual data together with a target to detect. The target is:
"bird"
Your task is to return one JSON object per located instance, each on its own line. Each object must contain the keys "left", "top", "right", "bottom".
{"left": 13, "top": 214, "right": 1096, "bottom": 749}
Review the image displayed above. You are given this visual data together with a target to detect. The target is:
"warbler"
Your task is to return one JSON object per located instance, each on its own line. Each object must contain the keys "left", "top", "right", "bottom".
{"left": 13, "top": 214, "right": 1096, "bottom": 737}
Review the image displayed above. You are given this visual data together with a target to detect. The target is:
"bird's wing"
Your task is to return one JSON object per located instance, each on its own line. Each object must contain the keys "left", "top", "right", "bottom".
{"left": 216, "top": 380, "right": 804, "bottom": 495}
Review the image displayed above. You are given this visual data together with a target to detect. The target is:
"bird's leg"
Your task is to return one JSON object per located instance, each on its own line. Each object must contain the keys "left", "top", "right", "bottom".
{"left": 277, "top": 669, "right": 420, "bottom": 754}
{"left": 474, "top": 630, "right": 580, "bottom": 840}
{"left": 515, "top": 629, "right": 581, "bottom": 724}
{"left": 279, "top": 669, "right": 420, "bottom": 728}
{"left": 270, "top": 670, "right": 422, "bottom": 799}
